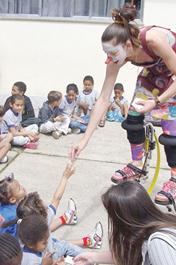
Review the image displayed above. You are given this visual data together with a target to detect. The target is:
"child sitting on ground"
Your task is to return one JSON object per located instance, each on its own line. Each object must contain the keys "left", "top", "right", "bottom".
{"left": 106, "top": 83, "right": 129, "bottom": 122}
{"left": 0, "top": 233, "right": 22, "bottom": 265}
{"left": 1, "top": 94, "right": 39, "bottom": 149}
{"left": 4, "top": 81, "right": 39, "bottom": 127}
{"left": 3, "top": 163, "right": 103, "bottom": 262}
{"left": 0, "top": 106, "right": 13, "bottom": 163}
{"left": 38, "top": 90, "right": 70, "bottom": 139}
{"left": 59, "top": 84, "right": 90, "bottom": 134}
{"left": 18, "top": 215, "right": 64, "bottom": 265}
{"left": 77, "top": 76, "right": 99, "bottom": 117}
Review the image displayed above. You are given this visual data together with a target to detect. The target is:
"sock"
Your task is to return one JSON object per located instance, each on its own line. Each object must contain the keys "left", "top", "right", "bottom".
{"left": 59, "top": 214, "right": 66, "bottom": 224}
{"left": 130, "top": 143, "right": 143, "bottom": 161}
{"left": 171, "top": 167, "right": 176, "bottom": 179}
{"left": 82, "top": 236, "right": 91, "bottom": 246}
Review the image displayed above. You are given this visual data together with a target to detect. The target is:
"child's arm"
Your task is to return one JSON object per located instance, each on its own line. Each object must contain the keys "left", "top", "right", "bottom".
{"left": 71, "top": 109, "right": 84, "bottom": 123}
{"left": 50, "top": 163, "right": 75, "bottom": 211}
{"left": 23, "top": 97, "right": 35, "bottom": 120}
{"left": 9, "top": 124, "right": 37, "bottom": 137}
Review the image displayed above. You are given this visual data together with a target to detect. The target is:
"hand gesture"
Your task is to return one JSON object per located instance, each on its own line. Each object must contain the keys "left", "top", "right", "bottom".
{"left": 74, "top": 252, "right": 94, "bottom": 265}
{"left": 77, "top": 118, "right": 85, "bottom": 124}
{"left": 55, "top": 115, "right": 65, "bottom": 122}
{"left": 0, "top": 136, "right": 3, "bottom": 142}
{"left": 63, "top": 162, "right": 76, "bottom": 179}
{"left": 69, "top": 139, "right": 87, "bottom": 161}
{"left": 53, "top": 256, "right": 65, "bottom": 265}
{"left": 41, "top": 251, "right": 55, "bottom": 265}
{"left": 132, "top": 99, "right": 156, "bottom": 114}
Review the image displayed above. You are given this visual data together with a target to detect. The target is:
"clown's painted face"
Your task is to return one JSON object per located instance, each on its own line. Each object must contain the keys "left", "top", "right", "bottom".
{"left": 102, "top": 43, "right": 127, "bottom": 65}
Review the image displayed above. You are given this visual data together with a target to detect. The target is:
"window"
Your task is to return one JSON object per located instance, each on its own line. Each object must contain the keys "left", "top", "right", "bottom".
{"left": 0, "top": 0, "right": 143, "bottom": 21}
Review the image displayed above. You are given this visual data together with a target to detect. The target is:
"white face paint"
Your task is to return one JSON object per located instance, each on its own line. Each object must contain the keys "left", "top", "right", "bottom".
{"left": 102, "top": 43, "right": 127, "bottom": 65}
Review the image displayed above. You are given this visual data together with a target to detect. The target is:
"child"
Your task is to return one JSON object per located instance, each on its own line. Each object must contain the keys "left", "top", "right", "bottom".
{"left": 75, "top": 181, "right": 176, "bottom": 265}
{"left": 0, "top": 105, "right": 13, "bottom": 163}
{"left": 4, "top": 81, "right": 39, "bottom": 127}
{"left": 77, "top": 76, "right": 99, "bottom": 117}
{"left": 106, "top": 83, "right": 129, "bottom": 122}
{"left": 1, "top": 94, "right": 39, "bottom": 149}
{"left": 0, "top": 172, "right": 77, "bottom": 236}
{"left": 0, "top": 233, "right": 22, "bottom": 265}
{"left": 18, "top": 215, "right": 64, "bottom": 265}
{"left": 38, "top": 90, "right": 70, "bottom": 139}
{"left": 59, "top": 84, "right": 90, "bottom": 134}
{"left": 0, "top": 172, "right": 27, "bottom": 237}
{"left": 4, "top": 163, "right": 103, "bottom": 261}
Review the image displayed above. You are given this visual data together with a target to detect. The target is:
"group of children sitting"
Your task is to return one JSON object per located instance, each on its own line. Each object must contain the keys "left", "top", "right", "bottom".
{"left": 0, "top": 164, "right": 103, "bottom": 265}
{"left": 0, "top": 76, "right": 129, "bottom": 164}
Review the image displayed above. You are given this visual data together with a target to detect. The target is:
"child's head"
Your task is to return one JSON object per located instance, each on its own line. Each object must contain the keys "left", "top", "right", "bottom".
{"left": 12, "top": 82, "right": 27, "bottom": 96}
{"left": 83, "top": 75, "right": 94, "bottom": 92}
{"left": 17, "top": 191, "right": 47, "bottom": 220}
{"left": 0, "top": 173, "right": 27, "bottom": 205}
{"left": 0, "top": 105, "right": 5, "bottom": 123}
{"left": 47, "top": 90, "right": 62, "bottom": 106}
{"left": 18, "top": 215, "right": 49, "bottom": 253}
{"left": 5, "top": 94, "right": 24, "bottom": 114}
{"left": 0, "top": 233, "right": 22, "bottom": 265}
{"left": 66, "top": 83, "right": 78, "bottom": 102}
{"left": 114, "top": 83, "right": 124, "bottom": 99}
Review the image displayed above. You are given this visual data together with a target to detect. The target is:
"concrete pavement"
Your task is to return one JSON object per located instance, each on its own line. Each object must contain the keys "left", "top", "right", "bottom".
{"left": 0, "top": 121, "right": 170, "bottom": 252}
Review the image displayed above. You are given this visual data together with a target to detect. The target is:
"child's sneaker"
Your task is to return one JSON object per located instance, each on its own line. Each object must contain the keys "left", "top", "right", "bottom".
{"left": 52, "top": 131, "right": 61, "bottom": 139}
{"left": 87, "top": 222, "right": 103, "bottom": 249}
{"left": 155, "top": 178, "right": 176, "bottom": 206}
{"left": 72, "top": 128, "right": 81, "bottom": 134}
{"left": 64, "top": 198, "right": 77, "bottom": 225}
{"left": 67, "top": 128, "right": 72, "bottom": 134}
{"left": 0, "top": 156, "right": 8, "bottom": 163}
{"left": 23, "top": 142, "right": 38, "bottom": 149}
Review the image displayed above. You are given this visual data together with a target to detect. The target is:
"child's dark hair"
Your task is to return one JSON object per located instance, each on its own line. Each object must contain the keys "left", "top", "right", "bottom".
{"left": 0, "top": 176, "right": 14, "bottom": 205}
{"left": 66, "top": 83, "right": 79, "bottom": 94}
{"left": 0, "top": 233, "right": 21, "bottom": 265}
{"left": 13, "top": 81, "right": 27, "bottom": 94}
{"left": 48, "top": 90, "right": 62, "bottom": 103}
{"left": 4, "top": 94, "right": 24, "bottom": 113}
{"left": 0, "top": 105, "right": 5, "bottom": 117}
{"left": 83, "top": 75, "right": 94, "bottom": 85}
{"left": 2, "top": 191, "right": 47, "bottom": 229}
{"left": 18, "top": 215, "right": 48, "bottom": 247}
{"left": 101, "top": 3, "right": 140, "bottom": 48}
{"left": 114, "top": 83, "right": 124, "bottom": 91}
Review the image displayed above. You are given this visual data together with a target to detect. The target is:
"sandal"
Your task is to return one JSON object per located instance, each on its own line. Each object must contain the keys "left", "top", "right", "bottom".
{"left": 99, "top": 119, "right": 106, "bottom": 127}
{"left": 155, "top": 178, "right": 176, "bottom": 210}
{"left": 111, "top": 163, "right": 147, "bottom": 183}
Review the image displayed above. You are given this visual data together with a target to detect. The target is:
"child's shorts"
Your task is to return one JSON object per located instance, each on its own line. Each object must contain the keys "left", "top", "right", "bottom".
{"left": 106, "top": 110, "right": 125, "bottom": 122}
{"left": 52, "top": 238, "right": 84, "bottom": 258}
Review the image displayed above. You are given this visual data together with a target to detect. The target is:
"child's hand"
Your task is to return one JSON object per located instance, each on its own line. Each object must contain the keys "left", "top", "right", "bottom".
{"left": 0, "top": 136, "right": 3, "bottom": 142}
{"left": 115, "top": 97, "right": 120, "bottom": 104}
{"left": 28, "top": 131, "right": 38, "bottom": 138}
{"left": 53, "top": 256, "right": 65, "bottom": 265}
{"left": 63, "top": 162, "right": 76, "bottom": 179}
{"left": 77, "top": 118, "right": 85, "bottom": 124}
{"left": 55, "top": 115, "right": 66, "bottom": 122}
{"left": 81, "top": 102, "right": 89, "bottom": 109}
{"left": 41, "top": 251, "right": 55, "bottom": 265}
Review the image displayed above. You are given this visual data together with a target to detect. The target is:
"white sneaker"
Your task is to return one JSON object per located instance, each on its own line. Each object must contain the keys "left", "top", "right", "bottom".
{"left": 87, "top": 222, "right": 103, "bottom": 249}
{"left": 67, "top": 128, "right": 72, "bottom": 134}
{"left": 0, "top": 156, "right": 8, "bottom": 163}
{"left": 72, "top": 128, "right": 81, "bottom": 134}
{"left": 64, "top": 198, "right": 77, "bottom": 225}
{"left": 52, "top": 131, "right": 61, "bottom": 139}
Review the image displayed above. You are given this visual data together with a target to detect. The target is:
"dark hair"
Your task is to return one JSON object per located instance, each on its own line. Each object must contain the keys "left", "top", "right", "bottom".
{"left": 0, "top": 234, "right": 22, "bottom": 265}
{"left": 101, "top": 3, "right": 140, "bottom": 48}
{"left": 47, "top": 90, "right": 62, "bottom": 103}
{"left": 66, "top": 83, "right": 79, "bottom": 94}
{"left": 0, "top": 105, "right": 5, "bottom": 117}
{"left": 4, "top": 94, "right": 24, "bottom": 113}
{"left": 0, "top": 177, "right": 14, "bottom": 204}
{"left": 3, "top": 191, "right": 47, "bottom": 229}
{"left": 114, "top": 83, "right": 124, "bottom": 91}
{"left": 18, "top": 215, "right": 48, "bottom": 247}
{"left": 83, "top": 75, "right": 94, "bottom": 85}
{"left": 13, "top": 81, "right": 27, "bottom": 94}
{"left": 102, "top": 181, "right": 176, "bottom": 265}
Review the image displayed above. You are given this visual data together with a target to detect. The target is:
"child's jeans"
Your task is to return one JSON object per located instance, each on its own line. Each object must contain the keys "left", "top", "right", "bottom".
{"left": 39, "top": 118, "right": 70, "bottom": 135}
{"left": 52, "top": 239, "right": 84, "bottom": 258}
{"left": 69, "top": 115, "right": 90, "bottom": 132}
{"left": 11, "top": 124, "right": 38, "bottom": 146}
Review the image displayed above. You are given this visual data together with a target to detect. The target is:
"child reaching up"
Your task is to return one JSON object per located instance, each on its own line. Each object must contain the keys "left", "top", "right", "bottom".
{"left": 0, "top": 233, "right": 22, "bottom": 265}
{"left": 1, "top": 94, "right": 39, "bottom": 149}
{"left": 38, "top": 90, "right": 70, "bottom": 139}
{"left": 106, "top": 83, "right": 129, "bottom": 122}
{"left": 18, "top": 215, "right": 64, "bottom": 265}
{"left": 59, "top": 84, "right": 90, "bottom": 134}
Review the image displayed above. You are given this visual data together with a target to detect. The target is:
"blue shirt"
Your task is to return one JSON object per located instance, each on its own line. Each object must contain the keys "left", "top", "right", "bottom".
{"left": 0, "top": 203, "right": 17, "bottom": 237}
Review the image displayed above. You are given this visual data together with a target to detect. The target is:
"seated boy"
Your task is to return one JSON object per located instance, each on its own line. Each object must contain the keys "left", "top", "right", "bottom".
{"left": 106, "top": 83, "right": 129, "bottom": 122}
{"left": 4, "top": 81, "right": 39, "bottom": 127}
{"left": 38, "top": 90, "right": 70, "bottom": 139}
{"left": 0, "top": 106, "right": 13, "bottom": 163}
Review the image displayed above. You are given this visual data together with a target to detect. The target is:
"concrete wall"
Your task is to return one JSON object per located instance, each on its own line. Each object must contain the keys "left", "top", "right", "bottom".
{"left": 0, "top": 0, "right": 175, "bottom": 108}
